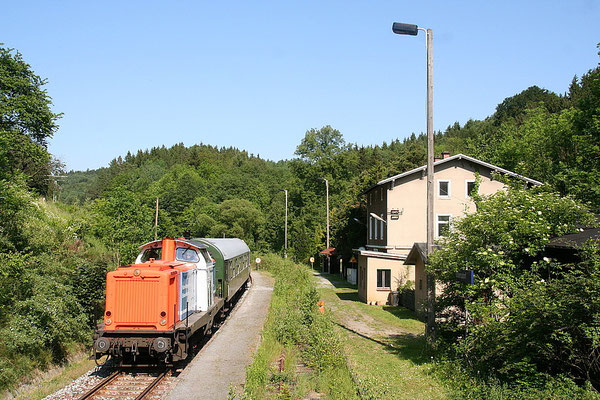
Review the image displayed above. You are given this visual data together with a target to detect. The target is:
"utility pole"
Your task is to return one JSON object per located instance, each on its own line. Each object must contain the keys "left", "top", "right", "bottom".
{"left": 154, "top": 197, "right": 159, "bottom": 240}
{"left": 282, "top": 189, "right": 288, "bottom": 258}
{"left": 392, "top": 22, "right": 436, "bottom": 342}
{"left": 425, "top": 28, "right": 436, "bottom": 343}
{"left": 325, "top": 179, "right": 329, "bottom": 249}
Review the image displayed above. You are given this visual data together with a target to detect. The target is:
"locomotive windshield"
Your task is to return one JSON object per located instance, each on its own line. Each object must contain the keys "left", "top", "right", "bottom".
{"left": 176, "top": 247, "right": 200, "bottom": 263}
{"left": 140, "top": 247, "right": 162, "bottom": 262}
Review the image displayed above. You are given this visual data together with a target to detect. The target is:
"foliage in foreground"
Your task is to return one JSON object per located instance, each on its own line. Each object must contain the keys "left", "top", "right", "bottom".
{"left": 429, "top": 183, "right": 600, "bottom": 396}
{"left": 243, "top": 254, "right": 358, "bottom": 399}
{"left": 0, "top": 179, "right": 110, "bottom": 393}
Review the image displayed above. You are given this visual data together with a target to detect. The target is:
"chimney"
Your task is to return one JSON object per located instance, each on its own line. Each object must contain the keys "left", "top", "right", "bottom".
{"left": 442, "top": 151, "right": 451, "bottom": 159}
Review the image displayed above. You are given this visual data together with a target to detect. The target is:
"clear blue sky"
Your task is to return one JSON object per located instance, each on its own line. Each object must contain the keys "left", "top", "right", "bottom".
{"left": 3, "top": 1, "right": 599, "bottom": 171}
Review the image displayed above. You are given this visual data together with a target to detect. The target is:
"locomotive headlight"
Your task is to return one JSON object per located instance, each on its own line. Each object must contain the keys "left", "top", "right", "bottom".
{"left": 95, "top": 337, "right": 110, "bottom": 353}
{"left": 105, "top": 318, "right": 112, "bottom": 325}
{"left": 153, "top": 337, "right": 170, "bottom": 352}
{"left": 160, "top": 319, "right": 167, "bottom": 326}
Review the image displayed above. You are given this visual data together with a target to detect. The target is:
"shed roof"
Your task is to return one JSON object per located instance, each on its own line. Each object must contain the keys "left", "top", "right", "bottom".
{"left": 319, "top": 247, "right": 337, "bottom": 256}
{"left": 404, "top": 243, "right": 442, "bottom": 265}
{"left": 353, "top": 249, "right": 407, "bottom": 261}
{"left": 546, "top": 227, "right": 600, "bottom": 250}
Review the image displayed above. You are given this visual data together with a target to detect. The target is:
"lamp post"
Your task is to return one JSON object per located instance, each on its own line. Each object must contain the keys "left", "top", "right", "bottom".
{"left": 319, "top": 177, "right": 330, "bottom": 273}
{"left": 392, "top": 21, "right": 435, "bottom": 341}
{"left": 281, "top": 189, "right": 288, "bottom": 258}
{"left": 319, "top": 178, "right": 330, "bottom": 249}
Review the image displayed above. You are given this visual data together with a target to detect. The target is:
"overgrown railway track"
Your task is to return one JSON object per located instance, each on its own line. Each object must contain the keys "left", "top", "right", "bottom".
{"left": 76, "top": 368, "right": 171, "bottom": 400}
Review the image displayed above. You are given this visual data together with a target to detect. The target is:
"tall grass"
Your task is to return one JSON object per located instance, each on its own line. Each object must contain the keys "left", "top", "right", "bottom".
{"left": 243, "top": 254, "right": 358, "bottom": 399}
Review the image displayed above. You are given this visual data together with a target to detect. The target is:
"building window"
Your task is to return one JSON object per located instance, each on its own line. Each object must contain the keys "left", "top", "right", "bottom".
{"left": 466, "top": 179, "right": 476, "bottom": 198}
{"left": 374, "top": 216, "right": 379, "bottom": 240}
{"left": 369, "top": 216, "right": 373, "bottom": 240}
{"left": 438, "top": 180, "right": 450, "bottom": 198}
{"left": 380, "top": 219, "right": 385, "bottom": 240}
{"left": 376, "top": 269, "right": 391, "bottom": 289}
{"left": 380, "top": 188, "right": 383, "bottom": 201}
{"left": 437, "top": 214, "right": 451, "bottom": 237}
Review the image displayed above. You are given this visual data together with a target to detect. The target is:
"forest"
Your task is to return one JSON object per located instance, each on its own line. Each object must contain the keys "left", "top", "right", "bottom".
{"left": 0, "top": 43, "right": 599, "bottom": 396}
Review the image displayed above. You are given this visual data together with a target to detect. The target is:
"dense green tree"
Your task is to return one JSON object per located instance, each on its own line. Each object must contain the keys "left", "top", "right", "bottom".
{"left": 0, "top": 47, "right": 61, "bottom": 192}
{"left": 493, "top": 85, "right": 569, "bottom": 125}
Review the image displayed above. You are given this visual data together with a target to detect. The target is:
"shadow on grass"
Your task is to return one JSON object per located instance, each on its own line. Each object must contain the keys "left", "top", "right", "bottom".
{"left": 336, "top": 291, "right": 359, "bottom": 301}
{"left": 336, "top": 322, "right": 429, "bottom": 365}
{"left": 317, "top": 273, "right": 357, "bottom": 290}
{"left": 382, "top": 305, "right": 424, "bottom": 324}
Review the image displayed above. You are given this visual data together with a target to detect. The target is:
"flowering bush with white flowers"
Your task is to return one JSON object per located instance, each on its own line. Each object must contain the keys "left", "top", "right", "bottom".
{"left": 429, "top": 180, "right": 599, "bottom": 393}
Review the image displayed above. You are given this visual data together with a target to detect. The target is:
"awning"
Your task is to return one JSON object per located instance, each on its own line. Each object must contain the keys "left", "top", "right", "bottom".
{"left": 319, "top": 247, "right": 337, "bottom": 256}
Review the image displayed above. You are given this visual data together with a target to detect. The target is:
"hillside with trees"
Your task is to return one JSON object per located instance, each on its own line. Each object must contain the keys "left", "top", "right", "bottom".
{"left": 0, "top": 43, "right": 599, "bottom": 397}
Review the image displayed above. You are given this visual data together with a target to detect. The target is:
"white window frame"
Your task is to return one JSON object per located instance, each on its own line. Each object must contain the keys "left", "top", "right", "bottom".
{"left": 465, "top": 179, "right": 476, "bottom": 198}
{"left": 376, "top": 269, "right": 391, "bottom": 289}
{"left": 436, "top": 214, "right": 452, "bottom": 238}
{"left": 437, "top": 179, "right": 451, "bottom": 199}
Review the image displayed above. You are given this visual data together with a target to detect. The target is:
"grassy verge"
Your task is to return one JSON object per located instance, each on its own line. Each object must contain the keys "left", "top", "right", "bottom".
{"left": 241, "top": 255, "right": 358, "bottom": 400}
{"left": 316, "top": 273, "right": 449, "bottom": 400}
{"left": 2, "top": 350, "right": 96, "bottom": 400}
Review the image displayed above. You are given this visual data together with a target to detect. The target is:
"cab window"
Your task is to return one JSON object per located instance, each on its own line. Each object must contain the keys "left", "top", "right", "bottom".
{"left": 200, "top": 249, "right": 212, "bottom": 263}
{"left": 140, "top": 248, "right": 162, "bottom": 262}
{"left": 176, "top": 247, "right": 200, "bottom": 263}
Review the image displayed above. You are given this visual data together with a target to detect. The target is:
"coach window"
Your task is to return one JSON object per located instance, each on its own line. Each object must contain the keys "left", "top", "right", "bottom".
{"left": 176, "top": 247, "right": 200, "bottom": 263}
{"left": 376, "top": 269, "right": 391, "bottom": 290}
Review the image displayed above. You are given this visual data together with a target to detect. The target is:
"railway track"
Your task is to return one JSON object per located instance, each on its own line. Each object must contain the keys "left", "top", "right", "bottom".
{"left": 76, "top": 368, "right": 171, "bottom": 400}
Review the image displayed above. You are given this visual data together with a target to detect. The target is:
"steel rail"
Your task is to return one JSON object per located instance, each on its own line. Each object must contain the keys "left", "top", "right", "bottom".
{"left": 134, "top": 369, "right": 170, "bottom": 400}
{"left": 76, "top": 369, "right": 121, "bottom": 400}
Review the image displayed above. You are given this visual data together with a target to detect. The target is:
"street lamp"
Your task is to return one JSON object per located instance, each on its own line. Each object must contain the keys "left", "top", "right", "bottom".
{"left": 319, "top": 178, "right": 330, "bottom": 249}
{"left": 392, "top": 21, "right": 435, "bottom": 341}
{"left": 281, "top": 189, "right": 288, "bottom": 258}
{"left": 319, "top": 177, "right": 330, "bottom": 274}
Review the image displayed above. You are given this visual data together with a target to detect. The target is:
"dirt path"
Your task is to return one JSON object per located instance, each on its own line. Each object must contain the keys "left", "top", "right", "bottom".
{"left": 313, "top": 272, "right": 420, "bottom": 339}
{"left": 165, "top": 271, "right": 274, "bottom": 400}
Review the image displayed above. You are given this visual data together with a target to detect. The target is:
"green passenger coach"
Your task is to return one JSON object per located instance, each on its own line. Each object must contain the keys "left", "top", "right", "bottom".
{"left": 192, "top": 238, "right": 251, "bottom": 302}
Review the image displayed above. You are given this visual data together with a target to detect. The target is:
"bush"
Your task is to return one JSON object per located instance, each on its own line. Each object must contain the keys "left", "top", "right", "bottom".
{"left": 429, "top": 183, "right": 599, "bottom": 393}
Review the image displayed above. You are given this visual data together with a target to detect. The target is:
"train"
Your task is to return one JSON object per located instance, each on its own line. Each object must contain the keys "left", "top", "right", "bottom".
{"left": 93, "top": 237, "right": 251, "bottom": 365}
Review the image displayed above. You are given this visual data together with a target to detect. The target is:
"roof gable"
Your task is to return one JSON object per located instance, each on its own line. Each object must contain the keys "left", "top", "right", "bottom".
{"left": 370, "top": 154, "right": 542, "bottom": 193}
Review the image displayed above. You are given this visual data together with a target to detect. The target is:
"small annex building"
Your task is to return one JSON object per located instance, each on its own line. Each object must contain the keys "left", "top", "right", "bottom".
{"left": 354, "top": 153, "right": 541, "bottom": 306}
{"left": 404, "top": 243, "right": 443, "bottom": 313}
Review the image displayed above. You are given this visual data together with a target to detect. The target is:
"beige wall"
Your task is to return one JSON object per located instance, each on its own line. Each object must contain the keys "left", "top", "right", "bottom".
{"left": 384, "top": 160, "right": 505, "bottom": 248}
{"left": 414, "top": 257, "right": 446, "bottom": 314}
{"left": 358, "top": 255, "right": 412, "bottom": 305}
{"left": 414, "top": 258, "right": 427, "bottom": 313}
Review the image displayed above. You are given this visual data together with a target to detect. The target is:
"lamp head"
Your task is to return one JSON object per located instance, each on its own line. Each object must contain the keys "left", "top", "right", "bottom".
{"left": 392, "top": 22, "right": 419, "bottom": 36}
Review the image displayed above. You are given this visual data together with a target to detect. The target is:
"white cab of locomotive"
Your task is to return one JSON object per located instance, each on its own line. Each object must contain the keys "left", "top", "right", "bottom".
{"left": 175, "top": 246, "right": 198, "bottom": 320}
{"left": 195, "top": 248, "right": 216, "bottom": 312}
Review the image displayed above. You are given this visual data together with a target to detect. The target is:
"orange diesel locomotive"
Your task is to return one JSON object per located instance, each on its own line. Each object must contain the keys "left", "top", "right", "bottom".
{"left": 93, "top": 237, "right": 250, "bottom": 365}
